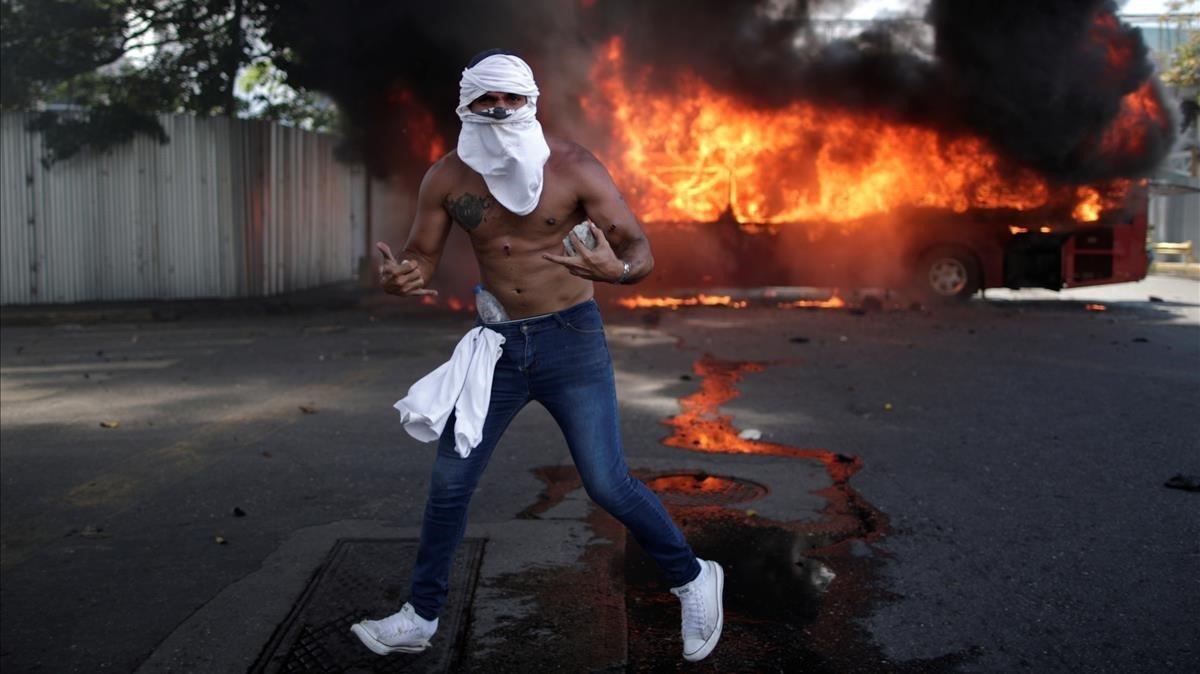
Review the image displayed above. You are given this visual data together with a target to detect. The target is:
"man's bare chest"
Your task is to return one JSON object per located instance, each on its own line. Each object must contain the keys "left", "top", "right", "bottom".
{"left": 441, "top": 177, "right": 584, "bottom": 241}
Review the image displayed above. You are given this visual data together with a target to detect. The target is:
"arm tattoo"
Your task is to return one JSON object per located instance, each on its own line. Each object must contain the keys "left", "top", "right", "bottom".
{"left": 443, "top": 193, "right": 492, "bottom": 231}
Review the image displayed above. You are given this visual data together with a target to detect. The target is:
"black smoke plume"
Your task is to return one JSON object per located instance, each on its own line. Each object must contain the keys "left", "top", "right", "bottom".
{"left": 267, "top": 0, "right": 1174, "bottom": 182}
{"left": 929, "top": 0, "right": 1173, "bottom": 179}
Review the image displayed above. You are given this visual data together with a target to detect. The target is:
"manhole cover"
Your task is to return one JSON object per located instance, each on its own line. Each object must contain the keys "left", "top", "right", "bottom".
{"left": 251, "top": 538, "right": 484, "bottom": 673}
{"left": 645, "top": 474, "right": 767, "bottom": 506}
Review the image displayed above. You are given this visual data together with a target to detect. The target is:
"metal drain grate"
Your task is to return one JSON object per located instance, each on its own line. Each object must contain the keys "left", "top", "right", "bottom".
{"left": 645, "top": 474, "right": 767, "bottom": 507}
{"left": 251, "top": 538, "right": 484, "bottom": 673}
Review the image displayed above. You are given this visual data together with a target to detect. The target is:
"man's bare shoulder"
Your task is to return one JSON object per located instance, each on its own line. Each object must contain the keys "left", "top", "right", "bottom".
{"left": 546, "top": 136, "right": 608, "bottom": 180}
{"left": 425, "top": 150, "right": 470, "bottom": 183}
{"left": 419, "top": 151, "right": 485, "bottom": 206}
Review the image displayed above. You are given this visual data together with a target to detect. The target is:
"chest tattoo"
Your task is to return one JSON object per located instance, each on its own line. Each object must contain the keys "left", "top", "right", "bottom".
{"left": 444, "top": 193, "right": 492, "bottom": 231}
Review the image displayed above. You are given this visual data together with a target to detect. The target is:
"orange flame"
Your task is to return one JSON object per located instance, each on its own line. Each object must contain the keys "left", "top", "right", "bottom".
{"left": 617, "top": 293, "right": 748, "bottom": 309}
{"left": 778, "top": 294, "right": 846, "bottom": 309}
{"left": 390, "top": 88, "right": 446, "bottom": 162}
{"left": 1073, "top": 186, "right": 1103, "bottom": 222}
{"left": 1097, "top": 81, "right": 1170, "bottom": 161}
{"left": 663, "top": 357, "right": 861, "bottom": 481}
{"left": 1091, "top": 10, "right": 1137, "bottom": 73}
{"left": 585, "top": 38, "right": 1129, "bottom": 227}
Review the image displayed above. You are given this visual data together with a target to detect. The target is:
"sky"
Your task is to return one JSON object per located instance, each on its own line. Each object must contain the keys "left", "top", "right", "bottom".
{"left": 815, "top": 0, "right": 1190, "bottom": 20}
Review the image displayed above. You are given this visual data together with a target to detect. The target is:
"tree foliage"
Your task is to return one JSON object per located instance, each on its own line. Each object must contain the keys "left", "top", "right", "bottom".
{"left": 1159, "top": 1, "right": 1199, "bottom": 95}
{"left": 0, "top": 0, "right": 335, "bottom": 164}
{"left": 238, "top": 56, "right": 338, "bottom": 131}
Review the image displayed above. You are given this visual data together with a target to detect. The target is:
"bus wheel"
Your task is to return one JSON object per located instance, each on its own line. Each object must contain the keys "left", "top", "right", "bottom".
{"left": 914, "top": 246, "right": 981, "bottom": 302}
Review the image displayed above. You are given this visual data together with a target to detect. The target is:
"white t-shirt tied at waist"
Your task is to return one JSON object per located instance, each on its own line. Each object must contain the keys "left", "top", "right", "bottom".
{"left": 393, "top": 326, "right": 505, "bottom": 458}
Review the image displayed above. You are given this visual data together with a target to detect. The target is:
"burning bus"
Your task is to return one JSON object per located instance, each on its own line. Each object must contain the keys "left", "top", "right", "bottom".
{"left": 582, "top": 36, "right": 1162, "bottom": 301}
{"left": 622, "top": 185, "right": 1150, "bottom": 302}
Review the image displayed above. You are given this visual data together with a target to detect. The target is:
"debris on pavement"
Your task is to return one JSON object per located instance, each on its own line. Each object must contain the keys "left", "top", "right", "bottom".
{"left": 738, "top": 428, "right": 763, "bottom": 440}
{"left": 1148, "top": 295, "right": 1164, "bottom": 302}
{"left": 1163, "top": 474, "right": 1200, "bottom": 492}
{"left": 790, "top": 336, "right": 811, "bottom": 344}
{"left": 215, "top": 536, "right": 227, "bottom": 545}
{"left": 99, "top": 420, "right": 120, "bottom": 428}
{"left": 79, "top": 525, "right": 110, "bottom": 539}
{"left": 298, "top": 405, "right": 317, "bottom": 414}
{"left": 232, "top": 507, "right": 247, "bottom": 517}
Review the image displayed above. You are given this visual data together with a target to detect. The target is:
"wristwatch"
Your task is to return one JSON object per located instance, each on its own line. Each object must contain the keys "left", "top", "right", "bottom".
{"left": 615, "top": 260, "right": 631, "bottom": 284}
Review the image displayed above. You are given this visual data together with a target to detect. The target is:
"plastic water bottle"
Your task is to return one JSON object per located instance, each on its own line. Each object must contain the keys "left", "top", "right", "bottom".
{"left": 474, "top": 284, "right": 509, "bottom": 323}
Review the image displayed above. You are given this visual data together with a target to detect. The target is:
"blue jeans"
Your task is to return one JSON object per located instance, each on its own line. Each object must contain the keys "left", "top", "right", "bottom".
{"left": 408, "top": 298, "right": 700, "bottom": 620}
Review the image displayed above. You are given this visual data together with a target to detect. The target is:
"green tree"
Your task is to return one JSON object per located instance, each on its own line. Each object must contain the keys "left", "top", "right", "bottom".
{"left": 1159, "top": 1, "right": 1199, "bottom": 93}
{"left": 1159, "top": 1, "right": 1198, "bottom": 176}
{"left": 238, "top": 56, "right": 338, "bottom": 131}
{"left": 0, "top": 0, "right": 334, "bottom": 164}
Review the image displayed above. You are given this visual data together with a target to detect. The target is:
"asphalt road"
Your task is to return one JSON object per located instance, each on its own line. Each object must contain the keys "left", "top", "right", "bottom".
{"left": 1, "top": 275, "right": 1197, "bottom": 672}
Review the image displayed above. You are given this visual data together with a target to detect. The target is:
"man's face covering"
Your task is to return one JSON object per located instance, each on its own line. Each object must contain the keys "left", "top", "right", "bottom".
{"left": 456, "top": 54, "right": 551, "bottom": 217}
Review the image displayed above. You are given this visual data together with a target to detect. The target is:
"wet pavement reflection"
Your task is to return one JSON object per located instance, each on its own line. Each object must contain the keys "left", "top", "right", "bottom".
{"left": 518, "top": 352, "right": 977, "bottom": 669}
{"left": 623, "top": 355, "right": 972, "bottom": 670}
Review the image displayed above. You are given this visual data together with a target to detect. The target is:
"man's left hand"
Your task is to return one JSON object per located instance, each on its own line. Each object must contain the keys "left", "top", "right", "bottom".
{"left": 542, "top": 221, "right": 624, "bottom": 282}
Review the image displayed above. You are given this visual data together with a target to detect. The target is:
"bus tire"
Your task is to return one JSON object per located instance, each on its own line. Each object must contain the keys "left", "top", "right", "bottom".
{"left": 912, "top": 245, "right": 981, "bottom": 302}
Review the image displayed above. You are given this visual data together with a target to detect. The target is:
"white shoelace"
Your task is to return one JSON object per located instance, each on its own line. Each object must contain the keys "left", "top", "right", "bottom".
{"left": 376, "top": 605, "right": 422, "bottom": 639}
{"left": 680, "top": 589, "right": 707, "bottom": 638}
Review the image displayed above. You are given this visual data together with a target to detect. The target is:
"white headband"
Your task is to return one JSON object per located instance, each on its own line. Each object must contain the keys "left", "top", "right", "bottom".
{"left": 456, "top": 54, "right": 541, "bottom": 119}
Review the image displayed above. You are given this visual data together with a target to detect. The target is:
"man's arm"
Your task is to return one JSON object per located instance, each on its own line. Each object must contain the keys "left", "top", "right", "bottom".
{"left": 378, "top": 161, "right": 454, "bottom": 296}
{"left": 542, "top": 146, "right": 654, "bottom": 284}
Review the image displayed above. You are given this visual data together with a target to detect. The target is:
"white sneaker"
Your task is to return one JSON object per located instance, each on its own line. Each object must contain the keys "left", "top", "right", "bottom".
{"left": 670, "top": 559, "right": 725, "bottom": 662}
{"left": 350, "top": 602, "right": 438, "bottom": 655}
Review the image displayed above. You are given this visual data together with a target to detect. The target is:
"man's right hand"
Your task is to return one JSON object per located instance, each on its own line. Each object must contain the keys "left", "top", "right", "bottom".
{"left": 377, "top": 242, "right": 438, "bottom": 297}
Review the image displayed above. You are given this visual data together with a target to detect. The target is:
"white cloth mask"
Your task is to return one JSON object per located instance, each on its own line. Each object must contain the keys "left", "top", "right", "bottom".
{"left": 456, "top": 54, "right": 551, "bottom": 216}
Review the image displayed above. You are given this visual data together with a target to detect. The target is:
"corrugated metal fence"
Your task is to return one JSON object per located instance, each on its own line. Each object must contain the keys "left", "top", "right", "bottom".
{"left": 1, "top": 112, "right": 367, "bottom": 305}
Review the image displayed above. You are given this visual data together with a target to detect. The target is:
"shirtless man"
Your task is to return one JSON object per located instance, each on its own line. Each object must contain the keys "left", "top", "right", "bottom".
{"left": 350, "top": 50, "right": 725, "bottom": 663}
